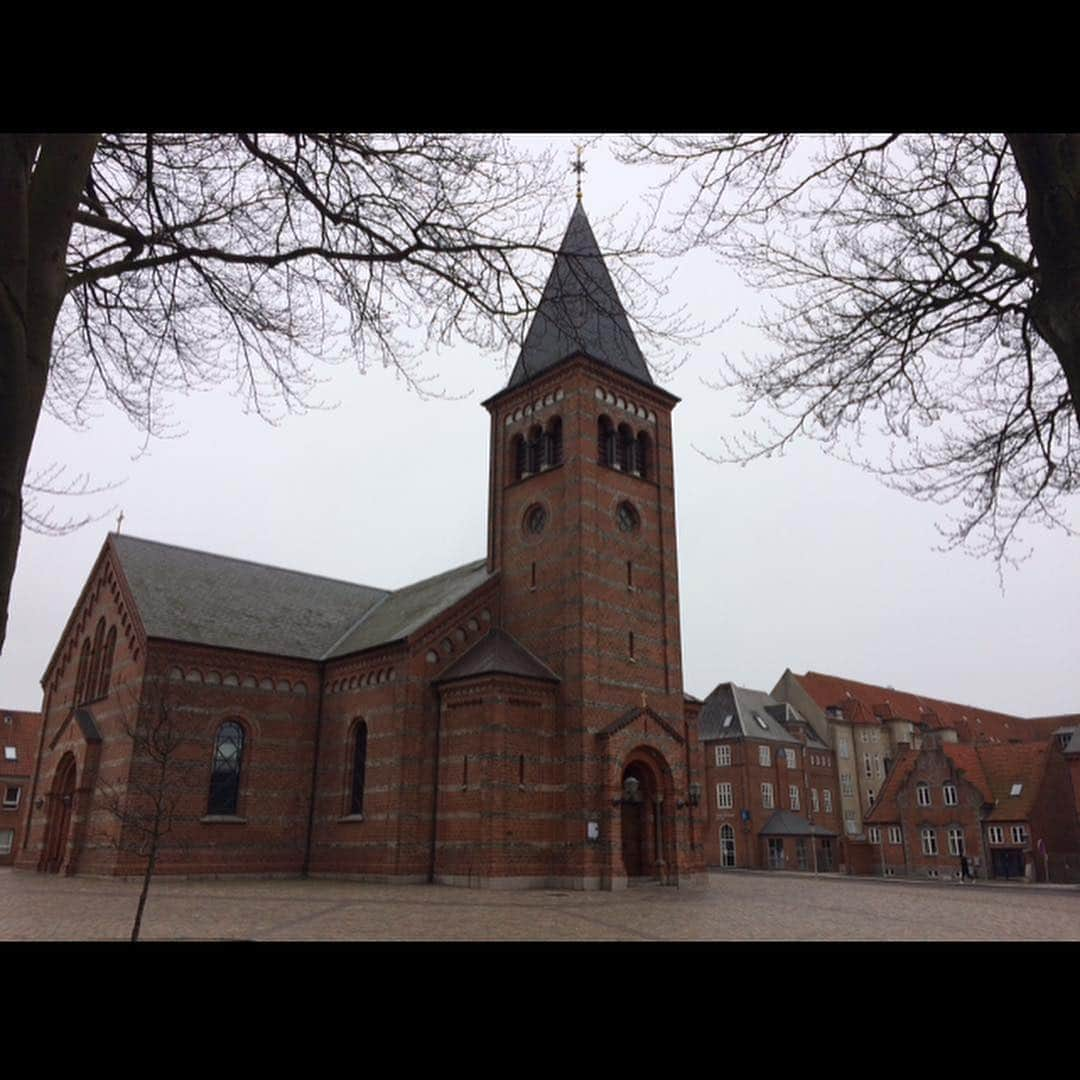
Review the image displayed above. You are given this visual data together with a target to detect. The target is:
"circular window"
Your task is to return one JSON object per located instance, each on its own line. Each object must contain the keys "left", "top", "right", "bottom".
{"left": 616, "top": 501, "right": 640, "bottom": 533}
{"left": 524, "top": 503, "right": 548, "bottom": 536}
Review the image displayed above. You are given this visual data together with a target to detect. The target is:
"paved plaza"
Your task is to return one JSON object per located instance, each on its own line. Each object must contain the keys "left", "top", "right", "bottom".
{"left": 2, "top": 868, "right": 1078, "bottom": 941}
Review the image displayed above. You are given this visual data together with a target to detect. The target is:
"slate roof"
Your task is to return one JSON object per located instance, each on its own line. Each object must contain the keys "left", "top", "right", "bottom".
{"left": 506, "top": 202, "right": 653, "bottom": 391}
{"left": 794, "top": 670, "right": 1056, "bottom": 744}
{"left": 434, "top": 629, "right": 559, "bottom": 685}
{"left": 758, "top": 810, "right": 838, "bottom": 838}
{"left": 699, "top": 683, "right": 803, "bottom": 746}
{"left": 0, "top": 709, "right": 41, "bottom": 779}
{"left": 111, "top": 535, "right": 493, "bottom": 662}
{"left": 325, "top": 559, "right": 492, "bottom": 659}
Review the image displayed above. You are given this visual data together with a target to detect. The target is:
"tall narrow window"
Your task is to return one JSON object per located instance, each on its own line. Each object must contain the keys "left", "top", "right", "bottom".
{"left": 519, "top": 754, "right": 525, "bottom": 787}
{"left": 86, "top": 618, "right": 106, "bottom": 702}
{"left": 545, "top": 417, "right": 563, "bottom": 467}
{"left": 208, "top": 721, "right": 245, "bottom": 816}
{"left": 628, "top": 631, "right": 635, "bottom": 659}
{"left": 511, "top": 434, "right": 526, "bottom": 481}
{"left": 350, "top": 720, "right": 368, "bottom": 815}
{"left": 526, "top": 425, "right": 543, "bottom": 474}
{"left": 463, "top": 755, "right": 469, "bottom": 789}
{"left": 627, "top": 560, "right": 633, "bottom": 589}
{"left": 97, "top": 625, "right": 117, "bottom": 699}
{"left": 598, "top": 415, "right": 615, "bottom": 466}
{"left": 636, "top": 431, "right": 651, "bottom": 479}
{"left": 74, "top": 638, "right": 91, "bottom": 705}
{"left": 617, "top": 423, "right": 635, "bottom": 472}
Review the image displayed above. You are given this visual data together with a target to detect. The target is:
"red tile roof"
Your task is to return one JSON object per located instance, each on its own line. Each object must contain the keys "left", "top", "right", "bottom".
{"left": 866, "top": 740, "right": 1050, "bottom": 824}
{"left": 0, "top": 709, "right": 42, "bottom": 779}
{"left": 795, "top": 671, "right": 1053, "bottom": 744}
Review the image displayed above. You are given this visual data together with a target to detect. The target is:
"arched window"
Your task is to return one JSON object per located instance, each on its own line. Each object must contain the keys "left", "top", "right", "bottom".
{"left": 598, "top": 416, "right": 615, "bottom": 466}
{"left": 942, "top": 782, "right": 958, "bottom": 806}
{"left": 510, "top": 434, "right": 526, "bottom": 481}
{"left": 526, "top": 424, "right": 543, "bottom": 474}
{"left": 617, "top": 423, "right": 635, "bottom": 472}
{"left": 720, "top": 824, "right": 736, "bottom": 868}
{"left": 74, "top": 638, "right": 91, "bottom": 705}
{"left": 86, "top": 618, "right": 106, "bottom": 702}
{"left": 207, "top": 721, "right": 245, "bottom": 816}
{"left": 97, "top": 626, "right": 117, "bottom": 700}
{"left": 544, "top": 416, "right": 563, "bottom": 468}
{"left": 636, "top": 431, "right": 651, "bottom": 479}
{"left": 350, "top": 720, "right": 368, "bottom": 816}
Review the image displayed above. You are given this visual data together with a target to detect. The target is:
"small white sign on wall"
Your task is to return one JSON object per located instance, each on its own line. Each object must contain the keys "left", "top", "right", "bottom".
{"left": 586, "top": 821, "right": 599, "bottom": 841}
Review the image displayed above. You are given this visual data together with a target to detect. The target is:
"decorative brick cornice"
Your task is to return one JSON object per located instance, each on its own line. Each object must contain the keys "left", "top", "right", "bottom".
{"left": 596, "top": 705, "right": 685, "bottom": 745}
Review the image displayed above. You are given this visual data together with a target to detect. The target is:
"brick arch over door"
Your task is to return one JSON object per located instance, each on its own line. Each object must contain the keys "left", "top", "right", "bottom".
{"left": 618, "top": 745, "right": 677, "bottom": 882}
{"left": 42, "top": 752, "right": 78, "bottom": 873}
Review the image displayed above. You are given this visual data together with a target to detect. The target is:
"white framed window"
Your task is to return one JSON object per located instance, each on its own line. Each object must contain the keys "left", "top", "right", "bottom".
{"left": 2, "top": 786, "right": 19, "bottom": 810}
{"left": 3, "top": 746, "right": 15, "bottom": 762}
{"left": 1011, "top": 825, "right": 1029, "bottom": 845}
{"left": 921, "top": 828, "right": 938, "bottom": 855}
{"left": 889, "top": 826, "right": 903, "bottom": 845}
{"left": 916, "top": 782, "right": 931, "bottom": 807}
{"left": 868, "top": 826, "right": 881, "bottom": 843}
{"left": 1009, "top": 783, "right": 1023, "bottom": 797}
{"left": 867, "top": 789, "right": 875, "bottom": 807}
{"left": 875, "top": 754, "right": 883, "bottom": 778}
{"left": 860, "top": 729, "right": 869, "bottom": 743}
{"left": 0, "top": 829, "right": 12, "bottom": 855}
{"left": 823, "top": 789, "right": 833, "bottom": 813}
{"left": 988, "top": 826, "right": 1004, "bottom": 844}
{"left": 943, "top": 782, "right": 958, "bottom": 806}
{"left": 716, "top": 782, "right": 733, "bottom": 810}
{"left": 871, "top": 728, "right": 880, "bottom": 742}
{"left": 761, "top": 782, "right": 774, "bottom": 809}
{"left": 838, "top": 738, "right": 850, "bottom": 760}
{"left": 759, "top": 745, "right": 771, "bottom": 767}
{"left": 864, "top": 754, "right": 873, "bottom": 778}
{"left": 784, "top": 748, "right": 796, "bottom": 769}
{"left": 720, "top": 825, "right": 736, "bottom": 868}
{"left": 715, "top": 744, "right": 731, "bottom": 767}
{"left": 789, "top": 785, "right": 800, "bottom": 811}
{"left": 947, "top": 827, "right": 965, "bottom": 856}
{"left": 811, "top": 788, "right": 819, "bottom": 813}
{"left": 845, "top": 820, "right": 858, "bottom": 835}
{"left": 841, "top": 773, "right": 854, "bottom": 797}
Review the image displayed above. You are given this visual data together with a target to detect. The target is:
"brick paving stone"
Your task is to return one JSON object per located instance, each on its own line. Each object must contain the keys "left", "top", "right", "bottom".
{"left": 1, "top": 868, "right": 1077, "bottom": 942}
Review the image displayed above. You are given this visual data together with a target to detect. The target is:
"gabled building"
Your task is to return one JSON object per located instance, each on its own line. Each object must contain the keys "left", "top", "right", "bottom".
{"left": 16, "top": 201, "right": 708, "bottom": 890}
{"left": 0, "top": 709, "right": 41, "bottom": 865}
{"left": 772, "top": 668, "right": 1066, "bottom": 841}
{"left": 863, "top": 735, "right": 1080, "bottom": 882}
{"left": 699, "top": 683, "right": 840, "bottom": 872}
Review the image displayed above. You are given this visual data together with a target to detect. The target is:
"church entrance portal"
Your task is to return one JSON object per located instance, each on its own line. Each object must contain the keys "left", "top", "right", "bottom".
{"left": 619, "top": 756, "right": 672, "bottom": 882}
{"left": 42, "top": 753, "right": 77, "bottom": 873}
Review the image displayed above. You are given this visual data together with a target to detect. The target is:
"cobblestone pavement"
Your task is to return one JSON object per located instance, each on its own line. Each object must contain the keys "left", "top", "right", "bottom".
{"left": 1, "top": 868, "right": 1077, "bottom": 941}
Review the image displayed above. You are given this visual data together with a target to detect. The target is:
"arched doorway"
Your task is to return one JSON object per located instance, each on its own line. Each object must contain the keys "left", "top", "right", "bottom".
{"left": 42, "top": 753, "right": 78, "bottom": 873}
{"left": 618, "top": 752, "right": 675, "bottom": 882}
{"left": 720, "top": 824, "right": 737, "bottom": 868}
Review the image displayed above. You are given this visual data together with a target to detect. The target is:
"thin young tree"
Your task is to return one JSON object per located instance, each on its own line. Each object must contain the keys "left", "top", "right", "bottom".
{"left": 619, "top": 134, "right": 1080, "bottom": 563}
{"left": 95, "top": 689, "right": 199, "bottom": 942}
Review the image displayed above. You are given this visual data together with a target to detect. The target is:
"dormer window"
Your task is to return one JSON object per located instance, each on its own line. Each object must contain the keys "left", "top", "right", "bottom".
{"left": 753, "top": 713, "right": 768, "bottom": 731}
{"left": 1009, "top": 783, "right": 1023, "bottom": 797}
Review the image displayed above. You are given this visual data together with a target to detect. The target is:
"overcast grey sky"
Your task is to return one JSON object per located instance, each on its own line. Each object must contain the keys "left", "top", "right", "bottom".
{"left": 2, "top": 135, "right": 1077, "bottom": 717}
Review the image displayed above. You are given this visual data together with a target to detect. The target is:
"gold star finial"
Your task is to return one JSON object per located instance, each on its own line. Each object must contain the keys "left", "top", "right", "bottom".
{"left": 572, "top": 145, "right": 586, "bottom": 202}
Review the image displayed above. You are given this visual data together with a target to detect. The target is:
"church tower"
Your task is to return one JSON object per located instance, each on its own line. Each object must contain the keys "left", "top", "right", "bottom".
{"left": 481, "top": 202, "right": 705, "bottom": 888}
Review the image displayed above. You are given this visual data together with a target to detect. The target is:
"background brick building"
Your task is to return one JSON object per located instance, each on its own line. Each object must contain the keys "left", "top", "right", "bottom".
{"left": 0, "top": 709, "right": 41, "bottom": 865}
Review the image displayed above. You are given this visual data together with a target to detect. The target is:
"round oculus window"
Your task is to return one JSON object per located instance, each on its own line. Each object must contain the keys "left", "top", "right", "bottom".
{"left": 616, "top": 501, "right": 640, "bottom": 533}
{"left": 524, "top": 504, "right": 548, "bottom": 535}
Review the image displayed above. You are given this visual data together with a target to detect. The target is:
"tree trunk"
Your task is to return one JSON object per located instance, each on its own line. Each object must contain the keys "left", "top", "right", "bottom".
{"left": 1006, "top": 133, "right": 1080, "bottom": 432}
{"left": 0, "top": 133, "right": 98, "bottom": 655}
{"left": 131, "top": 846, "right": 157, "bottom": 943}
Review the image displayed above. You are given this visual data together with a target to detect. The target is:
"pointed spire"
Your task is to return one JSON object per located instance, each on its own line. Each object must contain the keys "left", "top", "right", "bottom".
{"left": 507, "top": 203, "right": 653, "bottom": 390}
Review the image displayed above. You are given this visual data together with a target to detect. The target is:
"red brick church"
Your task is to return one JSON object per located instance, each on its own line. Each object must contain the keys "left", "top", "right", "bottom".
{"left": 17, "top": 202, "right": 709, "bottom": 889}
